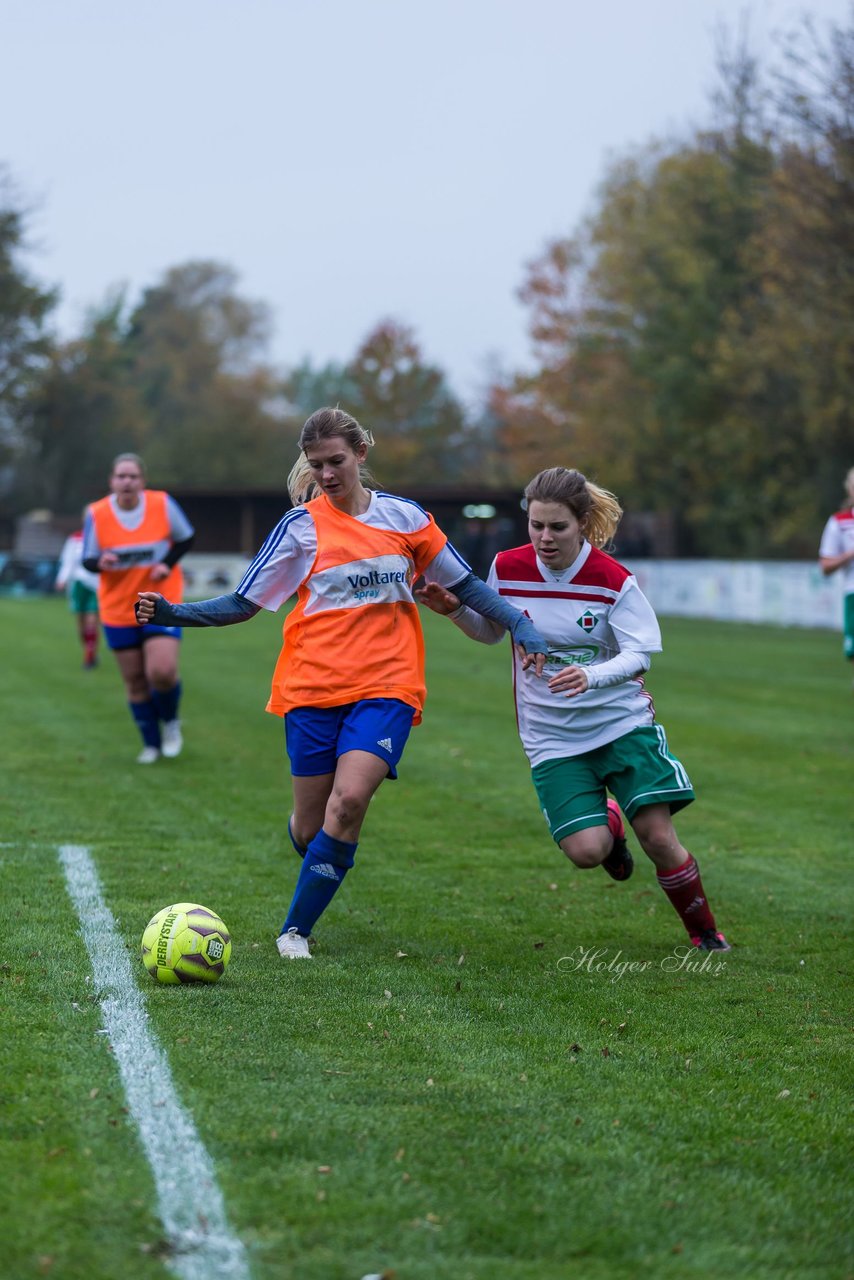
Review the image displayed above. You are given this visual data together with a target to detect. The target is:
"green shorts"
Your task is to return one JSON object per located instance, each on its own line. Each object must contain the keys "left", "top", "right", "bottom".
{"left": 69, "top": 580, "right": 98, "bottom": 614}
{"left": 531, "top": 725, "right": 695, "bottom": 844}
{"left": 843, "top": 592, "right": 854, "bottom": 661}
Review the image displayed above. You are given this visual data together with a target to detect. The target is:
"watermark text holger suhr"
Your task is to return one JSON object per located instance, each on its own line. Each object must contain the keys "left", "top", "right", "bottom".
{"left": 557, "top": 945, "right": 728, "bottom": 983}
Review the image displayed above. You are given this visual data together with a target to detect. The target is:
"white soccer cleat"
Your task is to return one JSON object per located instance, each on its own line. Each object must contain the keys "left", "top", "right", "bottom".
{"left": 160, "top": 720, "right": 183, "bottom": 758}
{"left": 136, "top": 746, "right": 160, "bottom": 765}
{"left": 276, "top": 928, "right": 312, "bottom": 960}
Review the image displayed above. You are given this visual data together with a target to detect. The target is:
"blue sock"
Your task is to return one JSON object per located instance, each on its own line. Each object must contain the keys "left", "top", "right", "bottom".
{"left": 281, "top": 829, "right": 357, "bottom": 938}
{"left": 129, "top": 699, "right": 161, "bottom": 749}
{"left": 151, "top": 681, "right": 181, "bottom": 724}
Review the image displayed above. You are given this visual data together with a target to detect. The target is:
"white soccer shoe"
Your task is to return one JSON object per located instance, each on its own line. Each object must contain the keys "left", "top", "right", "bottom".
{"left": 136, "top": 746, "right": 160, "bottom": 765}
{"left": 160, "top": 720, "right": 183, "bottom": 758}
{"left": 276, "top": 928, "right": 312, "bottom": 960}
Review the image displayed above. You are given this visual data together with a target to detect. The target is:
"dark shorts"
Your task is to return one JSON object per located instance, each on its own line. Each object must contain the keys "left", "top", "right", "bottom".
{"left": 69, "top": 581, "right": 98, "bottom": 614}
{"left": 284, "top": 699, "right": 416, "bottom": 779}
{"left": 103, "top": 622, "right": 182, "bottom": 651}
{"left": 532, "top": 724, "right": 695, "bottom": 843}
{"left": 843, "top": 592, "right": 854, "bottom": 660}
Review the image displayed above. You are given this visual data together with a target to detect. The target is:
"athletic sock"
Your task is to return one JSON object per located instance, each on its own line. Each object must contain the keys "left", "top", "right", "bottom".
{"left": 656, "top": 854, "right": 717, "bottom": 937}
{"left": 151, "top": 681, "right": 181, "bottom": 724}
{"left": 129, "top": 699, "right": 161, "bottom": 749}
{"left": 281, "top": 829, "right": 357, "bottom": 938}
{"left": 83, "top": 626, "right": 98, "bottom": 665}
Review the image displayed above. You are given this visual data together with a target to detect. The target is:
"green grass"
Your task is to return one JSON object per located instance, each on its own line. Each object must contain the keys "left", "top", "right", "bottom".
{"left": 1, "top": 598, "right": 852, "bottom": 1279}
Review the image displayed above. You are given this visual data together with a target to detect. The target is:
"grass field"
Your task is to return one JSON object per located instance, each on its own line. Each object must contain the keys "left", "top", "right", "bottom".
{"left": 1, "top": 597, "right": 852, "bottom": 1280}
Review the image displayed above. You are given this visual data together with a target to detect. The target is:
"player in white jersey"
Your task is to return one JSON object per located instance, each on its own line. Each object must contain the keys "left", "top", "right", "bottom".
{"left": 419, "top": 466, "right": 730, "bottom": 952}
{"left": 55, "top": 517, "right": 100, "bottom": 668}
{"left": 818, "top": 466, "right": 854, "bottom": 684}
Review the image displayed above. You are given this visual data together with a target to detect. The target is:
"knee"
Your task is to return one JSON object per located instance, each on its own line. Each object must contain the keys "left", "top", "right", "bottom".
{"left": 292, "top": 818, "right": 320, "bottom": 850}
{"left": 560, "top": 831, "right": 609, "bottom": 870}
{"left": 327, "top": 786, "right": 369, "bottom": 830}
{"left": 632, "top": 820, "right": 683, "bottom": 865}
{"left": 639, "top": 833, "right": 670, "bottom": 861}
{"left": 148, "top": 669, "right": 177, "bottom": 692}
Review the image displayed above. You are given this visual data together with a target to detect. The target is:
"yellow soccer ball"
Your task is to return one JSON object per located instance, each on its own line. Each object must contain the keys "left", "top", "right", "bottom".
{"left": 141, "top": 902, "right": 232, "bottom": 984}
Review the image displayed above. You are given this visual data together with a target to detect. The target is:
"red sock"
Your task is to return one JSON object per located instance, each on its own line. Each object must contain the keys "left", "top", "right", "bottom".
{"left": 606, "top": 800, "right": 624, "bottom": 843}
{"left": 83, "top": 627, "right": 98, "bottom": 665}
{"left": 656, "top": 855, "right": 717, "bottom": 938}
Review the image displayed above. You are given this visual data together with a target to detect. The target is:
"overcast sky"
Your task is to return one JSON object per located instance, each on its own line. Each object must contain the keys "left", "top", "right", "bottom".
{"left": 3, "top": 0, "right": 850, "bottom": 402}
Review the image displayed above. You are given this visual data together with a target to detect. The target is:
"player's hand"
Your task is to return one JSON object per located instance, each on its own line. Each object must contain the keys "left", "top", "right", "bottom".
{"left": 547, "top": 665, "right": 590, "bottom": 697}
{"left": 135, "top": 591, "right": 164, "bottom": 624}
{"left": 515, "top": 644, "right": 547, "bottom": 678}
{"left": 98, "top": 551, "right": 119, "bottom": 571}
{"left": 149, "top": 563, "right": 171, "bottom": 583}
{"left": 414, "top": 582, "right": 462, "bottom": 615}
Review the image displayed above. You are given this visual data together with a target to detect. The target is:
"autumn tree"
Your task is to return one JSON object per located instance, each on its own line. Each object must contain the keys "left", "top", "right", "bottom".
{"left": 492, "top": 15, "right": 853, "bottom": 557}
{"left": 0, "top": 169, "right": 57, "bottom": 516}
{"left": 23, "top": 294, "right": 147, "bottom": 514}
{"left": 494, "top": 125, "right": 775, "bottom": 554}
{"left": 284, "top": 320, "right": 469, "bottom": 488}
{"left": 724, "top": 17, "right": 854, "bottom": 546}
{"left": 123, "top": 261, "right": 288, "bottom": 488}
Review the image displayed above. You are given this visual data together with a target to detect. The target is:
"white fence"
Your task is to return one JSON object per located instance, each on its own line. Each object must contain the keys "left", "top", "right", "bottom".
{"left": 182, "top": 554, "right": 250, "bottom": 599}
{"left": 625, "top": 560, "right": 845, "bottom": 630}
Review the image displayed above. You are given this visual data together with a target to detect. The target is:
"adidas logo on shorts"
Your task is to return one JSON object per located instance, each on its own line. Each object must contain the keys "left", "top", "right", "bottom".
{"left": 310, "top": 862, "right": 340, "bottom": 881}
{"left": 377, "top": 737, "right": 393, "bottom": 752}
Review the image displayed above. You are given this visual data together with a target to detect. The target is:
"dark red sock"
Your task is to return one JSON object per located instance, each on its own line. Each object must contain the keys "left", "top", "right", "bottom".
{"left": 656, "top": 855, "right": 717, "bottom": 937}
{"left": 83, "top": 627, "right": 98, "bottom": 665}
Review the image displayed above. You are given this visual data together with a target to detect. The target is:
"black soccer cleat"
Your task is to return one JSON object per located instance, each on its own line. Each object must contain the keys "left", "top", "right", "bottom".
{"left": 691, "top": 929, "right": 731, "bottom": 951}
{"left": 602, "top": 800, "right": 634, "bottom": 881}
{"left": 602, "top": 835, "right": 634, "bottom": 882}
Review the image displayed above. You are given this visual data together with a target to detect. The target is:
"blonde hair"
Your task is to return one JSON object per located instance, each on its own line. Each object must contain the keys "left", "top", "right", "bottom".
{"left": 287, "top": 407, "right": 375, "bottom": 505}
{"left": 524, "top": 467, "right": 622, "bottom": 548}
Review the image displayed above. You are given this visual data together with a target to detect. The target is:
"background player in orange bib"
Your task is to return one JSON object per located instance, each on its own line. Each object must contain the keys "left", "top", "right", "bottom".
{"left": 136, "top": 407, "right": 547, "bottom": 959}
{"left": 419, "top": 465, "right": 730, "bottom": 953}
{"left": 83, "top": 453, "right": 195, "bottom": 764}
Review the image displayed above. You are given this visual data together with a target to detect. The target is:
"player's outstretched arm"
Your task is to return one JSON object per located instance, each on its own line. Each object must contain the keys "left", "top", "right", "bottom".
{"left": 418, "top": 581, "right": 506, "bottom": 647}
{"left": 135, "top": 590, "right": 261, "bottom": 627}
{"left": 452, "top": 572, "right": 547, "bottom": 674}
{"left": 414, "top": 582, "right": 461, "bottom": 615}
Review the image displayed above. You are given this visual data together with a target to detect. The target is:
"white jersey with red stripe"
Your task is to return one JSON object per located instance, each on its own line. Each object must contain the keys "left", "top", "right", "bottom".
{"left": 488, "top": 540, "right": 662, "bottom": 765}
{"left": 819, "top": 506, "right": 854, "bottom": 593}
{"left": 56, "top": 531, "right": 99, "bottom": 593}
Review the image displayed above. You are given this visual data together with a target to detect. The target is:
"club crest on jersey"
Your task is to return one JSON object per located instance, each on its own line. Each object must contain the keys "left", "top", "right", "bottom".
{"left": 577, "top": 610, "right": 598, "bottom": 632}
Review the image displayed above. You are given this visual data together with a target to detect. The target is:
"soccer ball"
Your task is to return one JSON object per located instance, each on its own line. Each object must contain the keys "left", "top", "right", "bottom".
{"left": 141, "top": 902, "right": 232, "bottom": 984}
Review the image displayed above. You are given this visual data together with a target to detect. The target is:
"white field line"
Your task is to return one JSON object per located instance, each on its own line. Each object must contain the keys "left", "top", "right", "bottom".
{"left": 58, "top": 844, "right": 251, "bottom": 1280}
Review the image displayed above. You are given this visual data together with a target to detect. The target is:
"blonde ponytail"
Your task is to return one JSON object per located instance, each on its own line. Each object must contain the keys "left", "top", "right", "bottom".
{"left": 523, "top": 467, "right": 622, "bottom": 549}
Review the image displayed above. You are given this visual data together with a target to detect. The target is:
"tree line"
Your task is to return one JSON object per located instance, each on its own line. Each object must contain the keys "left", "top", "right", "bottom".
{"left": 1, "top": 14, "right": 851, "bottom": 557}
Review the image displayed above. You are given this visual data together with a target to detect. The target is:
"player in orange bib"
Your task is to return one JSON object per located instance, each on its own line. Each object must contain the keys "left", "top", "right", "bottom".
{"left": 136, "top": 407, "right": 547, "bottom": 959}
{"left": 83, "top": 453, "right": 195, "bottom": 764}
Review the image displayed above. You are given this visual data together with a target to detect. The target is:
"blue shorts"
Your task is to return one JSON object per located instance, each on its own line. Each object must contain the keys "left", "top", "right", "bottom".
{"left": 284, "top": 699, "right": 416, "bottom": 779}
{"left": 103, "top": 623, "right": 182, "bottom": 651}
